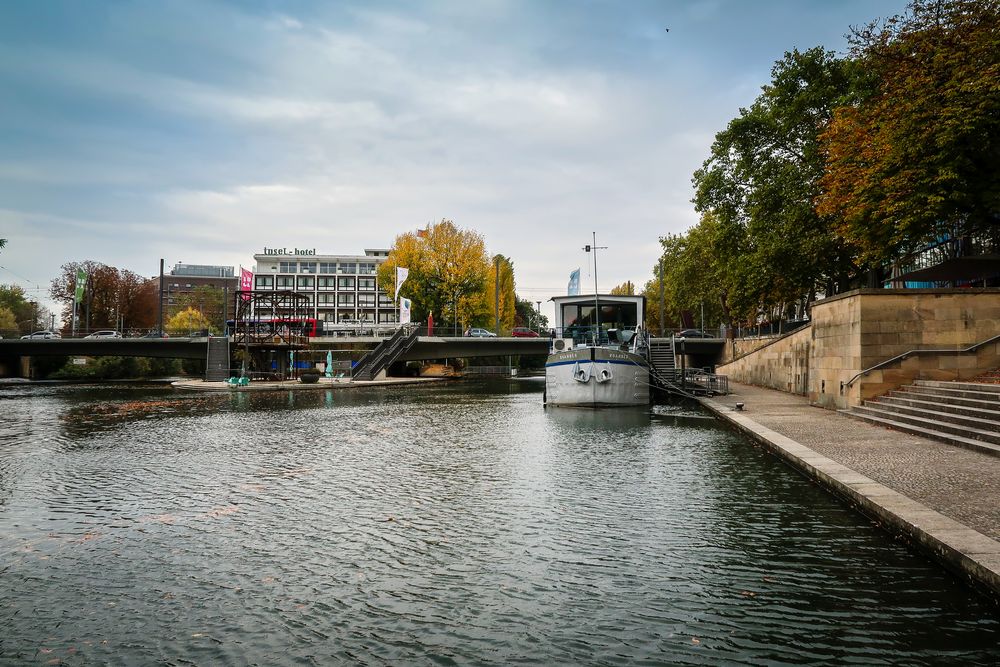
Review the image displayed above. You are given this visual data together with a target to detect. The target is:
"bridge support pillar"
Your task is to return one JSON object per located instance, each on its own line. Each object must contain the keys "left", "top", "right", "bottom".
{"left": 20, "top": 356, "right": 32, "bottom": 379}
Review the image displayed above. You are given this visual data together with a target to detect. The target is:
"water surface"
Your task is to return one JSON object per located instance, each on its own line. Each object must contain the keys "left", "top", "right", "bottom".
{"left": 1, "top": 380, "right": 997, "bottom": 665}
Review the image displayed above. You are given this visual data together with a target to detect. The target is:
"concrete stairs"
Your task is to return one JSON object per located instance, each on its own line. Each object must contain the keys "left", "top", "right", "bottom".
{"left": 843, "top": 379, "right": 1000, "bottom": 458}
{"left": 205, "top": 336, "right": 230, "bottom": 382}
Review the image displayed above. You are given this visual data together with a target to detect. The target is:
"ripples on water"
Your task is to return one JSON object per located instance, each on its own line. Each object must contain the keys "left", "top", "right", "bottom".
{"left": 0, "top": 380, "right": 997, "bottom": 665}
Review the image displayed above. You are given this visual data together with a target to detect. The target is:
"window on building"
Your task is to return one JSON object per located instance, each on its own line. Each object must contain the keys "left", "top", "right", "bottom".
{"left": 318, "top": 293, "right": 336, "bottom": 306}
{"left": 255, "top": 276, "right": 274, "bottom": 289}
{"left": 318, "top": 277, "right": 336, "bottom": 290}
{"left": 300, "top": 262, "right": 317, "bottom": 274}
{"left": 358, "top": 294, "right": 376, "bottom": 307}
{"left": 297, "top": 276, "right": 315, "bottom": 289}
{"left": 276, "top": 276, "right": 294, "bottom": 289}
{"left": 358, "top": 263, "right": 376, "bottom": 275}
{"left": 279, "top": 261, "right": 297, "bottom": 273}
{"left": 337, "top": 276, "right": 355, "bottom": 290}
{"left": 379, "top": 312, "right": 398, "bottom": 323}
{"left": 338, "top": 262, "right": 357, "bottom": 274}
{"left": 337, "top": 293, "right": 355, "bottom": 307}
{"left": 378, "top": 294, "right": 393, "bottom": 307}
{"left": 319, "top": 262, "right": 337, "bottom": 274}
{"left": 358, "top": 277, "right": 376, "bottom": 291}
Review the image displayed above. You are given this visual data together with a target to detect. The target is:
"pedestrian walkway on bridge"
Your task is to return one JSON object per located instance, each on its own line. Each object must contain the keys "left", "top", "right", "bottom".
{"left": 700, "top": 381, "right": 1000, "bottom": 602}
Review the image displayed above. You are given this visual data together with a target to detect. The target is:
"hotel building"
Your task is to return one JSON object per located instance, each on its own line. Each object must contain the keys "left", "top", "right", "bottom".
{"left": 252, "top": 248, "right": 396, "bottom": 329}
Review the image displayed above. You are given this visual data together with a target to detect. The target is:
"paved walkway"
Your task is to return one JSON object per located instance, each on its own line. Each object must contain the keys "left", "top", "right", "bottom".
{"left": 700, "top": 381, "right": 1000, "bottom": 600}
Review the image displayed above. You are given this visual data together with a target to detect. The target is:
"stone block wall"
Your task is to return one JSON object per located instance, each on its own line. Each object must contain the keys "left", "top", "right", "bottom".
{"left": 717, "top": 288, "right": 1000, "bottom": 410}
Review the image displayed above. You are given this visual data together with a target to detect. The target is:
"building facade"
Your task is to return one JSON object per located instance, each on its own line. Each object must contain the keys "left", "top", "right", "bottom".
{"left": 164, "top": 263, "right": 239, "bottom": 314}
{"left": 252, "top": 248, "right": 396, "bottom": 329}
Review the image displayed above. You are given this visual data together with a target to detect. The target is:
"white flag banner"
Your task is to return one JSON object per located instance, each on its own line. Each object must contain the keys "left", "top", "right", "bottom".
{"left": 395, "top": 267, "right": 409, "bottom": 297}
{"left": 567, "top": 268, "right": 580, "bottom": 296}
{"left": 399, "top": 297, "right": 412, "bottom": 324}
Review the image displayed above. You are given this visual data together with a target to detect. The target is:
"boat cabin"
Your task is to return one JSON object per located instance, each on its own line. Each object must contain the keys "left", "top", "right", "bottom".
{"left": 550, "top": 294, "right": 646, "bottom": 345}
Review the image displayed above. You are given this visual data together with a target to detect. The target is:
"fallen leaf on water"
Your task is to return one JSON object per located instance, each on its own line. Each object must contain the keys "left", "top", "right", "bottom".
{"left": 740, "top": 590, "right": 757, "bottom": 598}
{"left": 691, "top": 637, "right": 700, "bottom": 645}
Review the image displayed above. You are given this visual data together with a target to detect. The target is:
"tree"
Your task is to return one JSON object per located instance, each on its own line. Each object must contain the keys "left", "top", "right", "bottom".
{"left": 472, "top": 255, "right": 516, "bottom": 333}
{"left": 610, "top": 281, "right": 635, "bottom": 295}
{"left": 50, "top": 261, "right": 157, "bottom": 333}
{"left": 0, "top": 306, "right": 16, "bottom": 332}
{"left": 174, "top": 285, "right": 226, "bottom": 328}
{"left": 0, "top": 284, "right": 37, "bottom": 334}
{"left": 514, "top": 297, "right": 548, "bottom": 330}
{"left": 166, "top": 307, "right": 211, "bottom": 335}
{"left": 818, "top": 0, "right": 1000, "bottom": 265}
{"left": 376, "top": 219, "right": 490, "bottom": 328}
{"left": 693, "top": 47, "right": 862, "bottom": 319}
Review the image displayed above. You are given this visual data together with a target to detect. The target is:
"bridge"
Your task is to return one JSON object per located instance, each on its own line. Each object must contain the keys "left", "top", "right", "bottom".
{"left": 0, "top": 334, "right": 726, "bottom": 378}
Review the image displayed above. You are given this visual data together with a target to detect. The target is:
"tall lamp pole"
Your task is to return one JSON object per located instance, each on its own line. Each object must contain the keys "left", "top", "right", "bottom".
{"left": 584, "top": 232, "right": 607, "bottom": 343}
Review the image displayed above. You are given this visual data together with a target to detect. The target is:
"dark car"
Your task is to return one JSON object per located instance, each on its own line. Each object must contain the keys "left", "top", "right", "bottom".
{"left": 142, "top": 330, "right": 170, "bottom": 338}
{"left": 511, "top": 327, "right": 539, "bottom": 338}
{"left": 677, "top": 329, "right": 714, "bottom": 339}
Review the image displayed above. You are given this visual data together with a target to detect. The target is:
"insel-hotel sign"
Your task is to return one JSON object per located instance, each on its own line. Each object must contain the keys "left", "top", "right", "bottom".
{"left": 262, "top": 247, "right": 317, "bottom": 256}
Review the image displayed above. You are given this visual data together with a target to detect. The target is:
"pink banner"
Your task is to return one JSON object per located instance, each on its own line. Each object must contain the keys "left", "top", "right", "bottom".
{"left": 240, "top": 268, "right": 253, "bottom": 300}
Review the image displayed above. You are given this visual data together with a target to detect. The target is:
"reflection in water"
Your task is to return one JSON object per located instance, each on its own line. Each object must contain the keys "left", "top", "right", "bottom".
{"left": 0, "top": 379, "right": 997, "bottom": 665}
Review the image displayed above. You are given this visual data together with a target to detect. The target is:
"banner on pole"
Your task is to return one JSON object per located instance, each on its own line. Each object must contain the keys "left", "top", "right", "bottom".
{"left": 240, "top": 267, "right": 253, "bottom": 300}
{"left": 399, "top": 297, "right": 412, "bottom": 324}
{"left": 395, "top": 267, "right": 409, "bottom": 297}
{"left": 567, "top": 268, "right": 580, "bottom": 296}
{"left": 74, "top": 269, "right": 88, "bottom": 302}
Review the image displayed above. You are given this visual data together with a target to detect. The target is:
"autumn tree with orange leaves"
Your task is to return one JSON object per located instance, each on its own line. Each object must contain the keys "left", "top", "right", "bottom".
{"left": 818, "top": 0, "right": 1000, "bottom": 265}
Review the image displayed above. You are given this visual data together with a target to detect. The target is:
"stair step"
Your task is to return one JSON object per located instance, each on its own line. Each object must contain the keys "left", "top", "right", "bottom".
{"left": 876, "top": 395, "right": 1000, "bottom": 420}
{"left": 864, "top": 399, "right": 1000, "bottom": 434}
{"left": 900, "top": 385, "right": 1000, "bottom": 403}
{"left": 841, "top": 410, "right": 1000, "bottom": 458}
{"left": 914, "top": 379, "right": 1000, "bottom": 394}
{"left": 891, "top": 390, "right": 1000, "bottom": 410}
{"left": 851, "top": 405, "right": 1000, "bottom": 445}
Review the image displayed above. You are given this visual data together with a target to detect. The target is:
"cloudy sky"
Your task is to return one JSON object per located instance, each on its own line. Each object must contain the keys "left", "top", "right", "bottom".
{"left": 1, "top": 0, "right": 908, "bottom": 319}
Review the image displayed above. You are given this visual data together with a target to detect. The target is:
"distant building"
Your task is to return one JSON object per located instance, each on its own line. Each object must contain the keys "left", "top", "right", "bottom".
{"left": 164, "top": 263, "right": 239, "bottom": 312}
{"left": 252, "top": 248, "right": 395, "bottom": 328}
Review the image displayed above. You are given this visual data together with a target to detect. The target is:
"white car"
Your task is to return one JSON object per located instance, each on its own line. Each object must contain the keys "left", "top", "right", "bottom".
{"left": 20, "top": 330, "right": 62, "bottom": 339}
{"left": 467, "top": 328, "right": 497, "bottom": 337}
{"left": 85, "top": 330, "right": 122, "bottom": 338}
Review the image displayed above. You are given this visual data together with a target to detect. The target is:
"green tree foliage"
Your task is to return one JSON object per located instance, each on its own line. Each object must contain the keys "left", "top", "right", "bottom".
{"left": 0, "top": 284, "right": 37, "bottom": 334}
{"left": 166, "top": 306, "right": 212, "bottom": 335}
{"left": 0, "top": 306, "right": 17, "bottom": 332}
{"left": 376, "top": 219, "right": 491, "bottom": 328}
{"left": 514, "top": 297, "right": 548, "bottom": 330}
{"left": 689, "top": 47, "right": 860, "bottom": 323}
{"left": 173, "top": 285, "right": 226, "bottom": 328}
{"left": 473, "top": 255, "right": 516, "bottom": 333}
{"left": 609, "top": 281, "right": 635, "bottom": 295}
{"left": 50, "top": 261, "right": 157, "bottom": 333}
{"left": 818, "top": 0, "right": 1000, "bottom": 264}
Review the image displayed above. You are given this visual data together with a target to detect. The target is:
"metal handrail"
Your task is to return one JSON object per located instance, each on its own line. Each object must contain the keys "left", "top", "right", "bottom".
{"left": 844, "top": 333, "right": 1000, "bottom": 387}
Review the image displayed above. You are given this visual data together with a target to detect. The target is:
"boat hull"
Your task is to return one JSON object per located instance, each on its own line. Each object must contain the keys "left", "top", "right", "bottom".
{"left": 545, "top": 346, "right": 650, "bottom": 407}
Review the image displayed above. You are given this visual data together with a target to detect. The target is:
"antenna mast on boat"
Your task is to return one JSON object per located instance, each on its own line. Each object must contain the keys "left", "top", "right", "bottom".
{"left": 585, "top": 232, "right": 607, "bottom": 343}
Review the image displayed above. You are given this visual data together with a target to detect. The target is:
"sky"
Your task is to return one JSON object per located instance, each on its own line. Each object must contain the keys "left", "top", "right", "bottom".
{"left": 0, "top": 0, "right": 909, "bottom": 321}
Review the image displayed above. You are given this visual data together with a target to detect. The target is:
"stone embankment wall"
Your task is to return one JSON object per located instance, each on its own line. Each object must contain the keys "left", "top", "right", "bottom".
{"left": 717, "top": 289, "right": 1000, "bottom": 410}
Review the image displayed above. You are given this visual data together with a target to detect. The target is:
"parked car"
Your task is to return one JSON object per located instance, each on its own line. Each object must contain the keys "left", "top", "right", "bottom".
{"left": 467, "top": 328, "right": 497, "bottom": 337}
{"left": 20, "top": 330, "right": 61, "bottom": 339}
{"left": 142, "top": 330, "right": 170, "bottom": 338}
{"left": 85, "top": 330, "right": 122, "bottom": 339}
{"left": 511, "top": 327, "right": 540, "bottom": 338}
{"left": 677, "top": 329, "right": 714, "bottom": 339}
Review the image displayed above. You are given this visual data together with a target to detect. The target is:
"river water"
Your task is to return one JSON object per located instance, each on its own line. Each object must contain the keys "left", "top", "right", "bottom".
{"left": 1, "top": 379, "right": 997, "bottom": 665}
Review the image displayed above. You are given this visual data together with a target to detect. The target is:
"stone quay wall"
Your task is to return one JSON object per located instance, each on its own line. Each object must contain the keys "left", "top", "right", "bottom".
{"left": 717, "top": 289, "right": 1000, "bottom": 410}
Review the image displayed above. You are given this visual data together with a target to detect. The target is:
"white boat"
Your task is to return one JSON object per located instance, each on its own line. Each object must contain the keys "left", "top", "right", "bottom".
{"left": 545, "top": 292, "right": 650, "bottom": 407}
